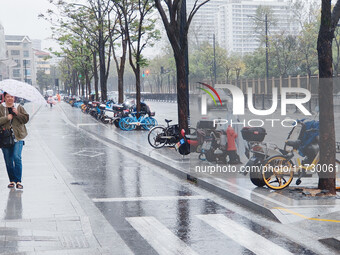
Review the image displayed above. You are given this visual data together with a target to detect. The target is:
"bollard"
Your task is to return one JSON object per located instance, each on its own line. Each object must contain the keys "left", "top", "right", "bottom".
{"left": 262, "top": 93, "right": 265, "bottom": 110}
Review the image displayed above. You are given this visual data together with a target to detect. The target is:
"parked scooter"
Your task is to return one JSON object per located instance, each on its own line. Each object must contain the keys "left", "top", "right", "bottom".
{"left": 241, "top": 127, "right": 284, "bottom": 187}
{"left": 199, "top": 130, "right": 228, "bottom": 163}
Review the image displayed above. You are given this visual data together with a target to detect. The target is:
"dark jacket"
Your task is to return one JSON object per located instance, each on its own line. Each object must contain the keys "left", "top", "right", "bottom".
{"left": 0, "top": 104, "right": 29, "bottom": 141}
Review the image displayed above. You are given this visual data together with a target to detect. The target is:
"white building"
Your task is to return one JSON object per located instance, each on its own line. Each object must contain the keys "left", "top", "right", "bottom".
{"left": 5, "top": 35, "right": 36, "bottom": 85}
{"left": 216, "top": 0, "right": 299, "bottom": 55}
{"left": 187, "top": 0, "right": 226, "bottom": 45}
{"left": 187, "top": 0, "right": 299, "bottom": 55}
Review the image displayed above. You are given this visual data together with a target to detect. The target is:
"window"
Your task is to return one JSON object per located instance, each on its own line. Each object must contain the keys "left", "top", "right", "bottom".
{"left": 14, "top": 59, "right": 21, "bottom": 67}
{"left": 25, "top": 69, "right": 31, "bottom": 76}
{"left": 23, "top": 51, "right": 30, "bottom": 57}
{"left": 11, "top": 50, "right": 20, "bottom": 56}
{"left": 12, "top": 69, "right": 21, "bottom": 77}
{"left": 7, "top": 42, "right": 20, "bottom": 46}
{"left": 23, "top": 60, "right": 30, "bottom": 66}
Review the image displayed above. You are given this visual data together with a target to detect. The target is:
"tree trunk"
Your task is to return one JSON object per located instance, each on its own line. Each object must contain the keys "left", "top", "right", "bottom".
{"left": 93, "top": 51, "right": 99, "bottom": 101}
{"left": 317, "top": 0, "right": 336, "bottom": 194}
{"left": 85, "top": 72, "right": 91, "bottom": 99}
{"left": 135, "top": 65, "right": 141, "bottom": 117}
{"left": 118, "top": 69, "right": 124, "bottom": 104}
{"left": 175, "top": 53, "right": 189, "bottom": 133}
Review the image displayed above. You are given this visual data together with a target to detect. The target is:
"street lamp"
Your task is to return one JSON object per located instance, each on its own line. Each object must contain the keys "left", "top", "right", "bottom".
{"left": 248, "top": 13, "right": 269, "bottom": 110}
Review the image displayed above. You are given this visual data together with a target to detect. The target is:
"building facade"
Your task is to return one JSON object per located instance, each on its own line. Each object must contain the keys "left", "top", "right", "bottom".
{"left": 34, "top": 49, "right": 51, "bottom": 75}
{"left": 187, "top": 0, "right": 299, "bottom": 55}
{"left": 187, "top": 0, "right": 226, "bottom": 45}
{"left": 5, "top": 35, "right": 36, "bottom": 85}
{"left": 216, "top": 0, "right": 299, "bottom": 55}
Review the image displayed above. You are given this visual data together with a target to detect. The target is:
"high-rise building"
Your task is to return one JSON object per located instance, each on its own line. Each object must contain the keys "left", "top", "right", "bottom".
{"left": 5, "top": 35, "right": 37, "bottom": 85}
{"left": 187, "top": 0, "right": 298, "bottom": 55}
{"left": 187, "top": 0, "right": 225, "bottom": 45}
{"left": 216, "top": 0, "right": 299, "bottom": 55}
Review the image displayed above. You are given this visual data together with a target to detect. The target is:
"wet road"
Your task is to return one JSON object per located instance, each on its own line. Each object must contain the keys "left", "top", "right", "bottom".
{"left": 27, "top": 103, "right": 336, "bottom": 255}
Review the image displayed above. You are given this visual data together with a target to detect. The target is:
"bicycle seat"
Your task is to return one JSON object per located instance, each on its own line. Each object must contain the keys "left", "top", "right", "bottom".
{"left": 165, "top": 119, "right": 172, "bottom": 123}
{"left": 285, "top": 140, "right": 301, "bottom": 149}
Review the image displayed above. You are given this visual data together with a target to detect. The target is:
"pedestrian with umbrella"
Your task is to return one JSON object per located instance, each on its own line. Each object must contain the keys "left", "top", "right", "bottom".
{"left": 0, "top": 92, "right": 29, "bottom": 189}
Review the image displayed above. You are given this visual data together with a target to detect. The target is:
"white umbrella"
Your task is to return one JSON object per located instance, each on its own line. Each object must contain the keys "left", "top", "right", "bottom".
{"left": 0, "top": 79, "right": 47, "bottom": 105}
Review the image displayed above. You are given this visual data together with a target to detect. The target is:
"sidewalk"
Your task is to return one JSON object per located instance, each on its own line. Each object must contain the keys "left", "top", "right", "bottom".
{"left": 0, "top": 103, "right": 133, "bottom": 254}
{"left": 58, "top": 102, "right": 340, "bottom": 251}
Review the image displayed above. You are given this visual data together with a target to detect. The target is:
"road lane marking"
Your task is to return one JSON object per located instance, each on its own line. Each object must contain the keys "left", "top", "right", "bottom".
{"left": 273, "top": 207, "right": 340, "bottom": 223}
{"left": 93, "top": 195, "right": 205, "bottom": 202}
{"left": 126, "top": 217, "right": 199, "bottom": 255}
{"left": 196, "top": 214, "right": 293, "bottom": 255}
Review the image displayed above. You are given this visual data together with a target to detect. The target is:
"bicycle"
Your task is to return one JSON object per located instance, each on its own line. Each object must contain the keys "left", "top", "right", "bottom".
{"left": 148, "top": 119, "right": 179, "bottom": 148}
{"left": 119, "top": 111, "right": 157, "bottom": 131}
{"left": 261, "top": 123, "right": 340, "bottom": 190}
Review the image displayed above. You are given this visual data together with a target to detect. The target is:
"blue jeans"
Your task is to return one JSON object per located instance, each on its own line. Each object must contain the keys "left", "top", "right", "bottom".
{"left": 2, "top": 141, "right": 24, "bottom": 183}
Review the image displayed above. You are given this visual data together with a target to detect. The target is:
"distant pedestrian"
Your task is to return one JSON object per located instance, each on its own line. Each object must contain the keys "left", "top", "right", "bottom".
{"left": 47, "top": 96, "right": 55, "bottom": 108}
{"left": 226, "top": 125, "right": 240, "bottom": 164}
{"left": 0, "top": 92, "right": 29, "bottom": 189}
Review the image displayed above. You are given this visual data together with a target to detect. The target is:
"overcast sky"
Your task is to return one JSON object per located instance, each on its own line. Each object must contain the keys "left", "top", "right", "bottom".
{"left": 0, "top": 0, "right": 56, "bottom": 51}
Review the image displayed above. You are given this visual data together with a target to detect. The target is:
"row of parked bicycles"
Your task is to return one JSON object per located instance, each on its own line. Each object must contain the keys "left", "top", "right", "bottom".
{"left": 148, "top": 117, "right": 340, "bottom": 191}
{"left": 64, "top": 96, "right": 157, "bottom": 131}
{"left": 148, "top": 119, "right": 238, "bottom": 163}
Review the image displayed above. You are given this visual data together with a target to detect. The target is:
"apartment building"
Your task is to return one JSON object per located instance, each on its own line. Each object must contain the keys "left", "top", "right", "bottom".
{"left": 187, "top": 0, "right": 225, "bottom": 45}
{"left": 5, "top": 35, "right": 36, "bottom": 85}
{"left": 216, "top": 0, "right": 299, "bottom": 55}
{"left": 187, "top": 0, "right": 298, "bottom": 55}
{"left": 34, "top": 49, "right": 51, "bottom": 75}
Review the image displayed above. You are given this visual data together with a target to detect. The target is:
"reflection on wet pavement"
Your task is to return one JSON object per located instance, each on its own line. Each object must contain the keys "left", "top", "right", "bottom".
{"left": 22, "top": 105, "right": 326, "bottom": 255}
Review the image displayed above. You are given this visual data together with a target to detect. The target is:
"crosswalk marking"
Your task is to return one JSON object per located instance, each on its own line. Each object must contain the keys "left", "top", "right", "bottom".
{"left": 197, "top": 214, "right": 293, "bottom": 255}
{"left": 126, "top": 217, "right": 199, "bottom": 255}
{"left": 93, "top": 195, "right": 205, "bottom": 203}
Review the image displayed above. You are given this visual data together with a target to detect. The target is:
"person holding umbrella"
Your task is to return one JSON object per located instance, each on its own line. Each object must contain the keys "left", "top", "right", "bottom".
{"left": 0, "top": 92, "right": 29, "bottom": 189}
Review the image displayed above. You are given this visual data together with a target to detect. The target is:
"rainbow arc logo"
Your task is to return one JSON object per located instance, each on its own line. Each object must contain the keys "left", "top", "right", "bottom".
{"left": 197, "top": 82, "right": 222, "bottom": 106}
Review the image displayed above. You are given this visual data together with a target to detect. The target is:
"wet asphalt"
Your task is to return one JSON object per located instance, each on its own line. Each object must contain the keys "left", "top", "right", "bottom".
{"left": 25, "top": 102, "right": 335, "bottom": 255}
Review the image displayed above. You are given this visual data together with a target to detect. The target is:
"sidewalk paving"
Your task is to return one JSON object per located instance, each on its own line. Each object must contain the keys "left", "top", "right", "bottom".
{"left": 0, "top": 103, "right": 133, "bottom": 254}
{"left": 58, "top": 102, "right": 340, "bottom": 251}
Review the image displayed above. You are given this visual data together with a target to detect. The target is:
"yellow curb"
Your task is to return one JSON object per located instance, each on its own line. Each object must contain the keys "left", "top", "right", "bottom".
{"left": 273, "top": 207, "right": 340, "bottom": 223}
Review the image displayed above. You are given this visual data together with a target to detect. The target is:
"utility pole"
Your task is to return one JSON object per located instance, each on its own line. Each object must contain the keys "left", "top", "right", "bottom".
{"left": 213, "top": 33, "right": 217, "bottom": 85}
{"left": 23, "top": 60, "right": 27, "bottom": 83}
{"left": 265, "top": 14, "right": 269, "bottom": 83}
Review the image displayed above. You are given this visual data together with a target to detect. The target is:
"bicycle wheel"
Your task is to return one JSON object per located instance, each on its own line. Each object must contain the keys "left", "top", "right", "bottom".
{"left": 262, "top": 156, "right": 294, "bottom": 190}
{"left": 148, "top": 126, "right": 167, "bottom": 148}
{"left": 141, "top": 117, "right": 152, "bottom": 130}
{"left": 149, "top": 117, "right": 158, "bottom": 129}
{"left": 124, "top": 117, "right": 136, "bottom": 131}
